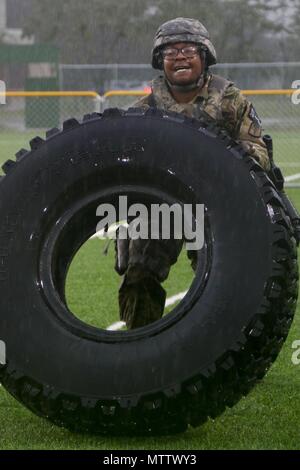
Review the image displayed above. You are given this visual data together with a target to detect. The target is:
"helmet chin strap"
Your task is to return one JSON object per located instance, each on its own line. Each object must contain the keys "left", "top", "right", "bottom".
{"left": 165, "top": 73, "right": 205, "bottom": 93}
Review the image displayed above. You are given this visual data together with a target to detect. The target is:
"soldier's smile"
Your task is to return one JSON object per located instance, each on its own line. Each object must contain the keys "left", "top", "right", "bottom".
{"left": 174, "top": 65, "right": 192, "bottom": 74}
{"left": 172, "top": 66, "right": 193, "bottom": 81}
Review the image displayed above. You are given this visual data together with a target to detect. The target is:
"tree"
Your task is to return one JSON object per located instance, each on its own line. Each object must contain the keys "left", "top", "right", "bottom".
{"left": 21, "top": 0, "right": 293, "bottom": 63}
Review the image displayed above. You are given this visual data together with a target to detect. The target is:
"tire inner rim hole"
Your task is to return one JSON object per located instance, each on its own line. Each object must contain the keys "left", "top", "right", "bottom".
{"left": 40, "top": 185, "right": 211, "bottom": 336}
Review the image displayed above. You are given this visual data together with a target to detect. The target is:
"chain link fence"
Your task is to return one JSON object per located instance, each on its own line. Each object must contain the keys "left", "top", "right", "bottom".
{"left": 0, "top": 94, "right": 100, "bottom": 131}
{"left": 58, "top": 62, "right": 300, "bottom": 92}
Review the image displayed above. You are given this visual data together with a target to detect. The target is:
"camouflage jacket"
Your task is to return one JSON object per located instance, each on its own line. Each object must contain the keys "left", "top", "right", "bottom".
{"left": 134, "top": 74, "right": 270, "bottom": 171}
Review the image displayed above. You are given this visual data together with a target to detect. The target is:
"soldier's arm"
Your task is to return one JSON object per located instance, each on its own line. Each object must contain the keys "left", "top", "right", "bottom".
{"left": 221, "top": 85, "right": 270, "bottom": 171}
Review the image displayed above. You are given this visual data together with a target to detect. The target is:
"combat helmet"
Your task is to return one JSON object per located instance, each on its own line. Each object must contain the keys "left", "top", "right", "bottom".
{"left": 152, "top": 17, "right": 217, "bottom": 70}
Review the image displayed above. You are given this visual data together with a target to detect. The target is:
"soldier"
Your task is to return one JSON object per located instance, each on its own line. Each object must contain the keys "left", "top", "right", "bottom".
{"left": 116, "top": 17, "right": 270, "bottom": 330}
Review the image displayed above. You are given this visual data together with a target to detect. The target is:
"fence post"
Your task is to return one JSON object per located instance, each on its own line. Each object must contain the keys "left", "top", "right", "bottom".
{"left": 0, "top": 80, "right": 6, "bottom": 105}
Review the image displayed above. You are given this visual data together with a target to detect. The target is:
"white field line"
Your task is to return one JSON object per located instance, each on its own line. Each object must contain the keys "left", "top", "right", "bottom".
{"left": 107, "top": 321, "right": 126, "bottom": 331}
{"left": 91, "top": 221, "right": 128, "bottom": 240}
{"left": 285, "top": 172, "right": 300, "bottom": 182}
{"left": 278, "top": 163, "right": 300, "bottom": 167}
{"left": 106, "top": 290, "right": 188, "bottom": 331}
{"left": 165, "top": 290, "right": 188, "bottom": 307}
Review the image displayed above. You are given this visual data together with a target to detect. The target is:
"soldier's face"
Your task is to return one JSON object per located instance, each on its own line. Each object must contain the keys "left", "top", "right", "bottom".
{"left": 162, "top": 42, "right": 203, "bottom": 86}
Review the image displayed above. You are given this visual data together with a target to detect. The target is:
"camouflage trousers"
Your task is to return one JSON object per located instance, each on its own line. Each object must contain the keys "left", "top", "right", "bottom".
{"left": 116, "top": 235, "right": 197, "bottom": 330}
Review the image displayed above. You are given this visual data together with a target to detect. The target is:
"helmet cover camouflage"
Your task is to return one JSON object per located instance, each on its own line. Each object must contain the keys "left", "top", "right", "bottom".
{"left": 152, "top": 17, "right": 217, "bottom": 69}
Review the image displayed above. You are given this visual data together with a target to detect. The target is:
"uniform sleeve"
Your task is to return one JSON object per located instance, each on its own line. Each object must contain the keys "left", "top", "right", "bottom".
{"left": 131, "top": 95, "right": 151, "bottom": 109}
{"left": 221, "top": 85, "right": 270, "bottom": 171}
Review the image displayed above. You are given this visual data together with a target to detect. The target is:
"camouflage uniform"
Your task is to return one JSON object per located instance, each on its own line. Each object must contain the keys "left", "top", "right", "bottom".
{"left": 117, "top": 19, "right": 270, "bottom": 330}
{"left": 134, "top": 74, "right": 270, "bottom": 170}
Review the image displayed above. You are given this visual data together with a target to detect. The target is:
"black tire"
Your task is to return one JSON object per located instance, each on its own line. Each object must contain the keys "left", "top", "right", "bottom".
{"left": 0, "top": 108, "right": 298, "bottom": 435}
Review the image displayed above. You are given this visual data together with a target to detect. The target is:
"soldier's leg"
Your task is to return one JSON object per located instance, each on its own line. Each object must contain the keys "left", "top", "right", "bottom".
{"left": 118, "top": 264, "right": 166, "bottom": 329}
{"left": 117, "top": 237, "right": 183, "bottom": 329}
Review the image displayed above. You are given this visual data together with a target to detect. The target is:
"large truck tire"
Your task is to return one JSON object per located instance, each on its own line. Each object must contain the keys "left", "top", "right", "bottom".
{"left": 0, "top": 108, "right": 298, "bottom": 435}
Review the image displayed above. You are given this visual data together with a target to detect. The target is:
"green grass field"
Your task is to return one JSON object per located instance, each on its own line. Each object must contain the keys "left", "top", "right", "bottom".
{"left": 0, "top": 130, "right": 300, "bottom": 450}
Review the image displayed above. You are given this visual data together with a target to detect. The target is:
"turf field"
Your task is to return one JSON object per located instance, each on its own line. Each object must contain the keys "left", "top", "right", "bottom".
{"left": 0, "top": 130, "right": 299, "bottom": 450}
